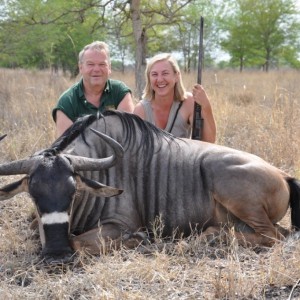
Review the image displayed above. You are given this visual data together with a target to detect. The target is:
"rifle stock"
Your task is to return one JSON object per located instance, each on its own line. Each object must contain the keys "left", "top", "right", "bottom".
{"left": 191, "top": 16, "right": 204, "bottom": 140}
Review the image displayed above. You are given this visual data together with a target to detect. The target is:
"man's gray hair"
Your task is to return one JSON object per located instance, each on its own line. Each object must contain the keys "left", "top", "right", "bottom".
{"left": 78, "top": 41, "right": 110, "bottom": 64}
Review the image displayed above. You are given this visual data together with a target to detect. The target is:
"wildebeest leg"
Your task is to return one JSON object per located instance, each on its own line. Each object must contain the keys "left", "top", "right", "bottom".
{"left": 202, "top": 223, "right": 285, "bottom": 247}
{"left": 70, "top": 224, "right": 145, "bottom": 254}
{"left": 212, "top": 199, "right": 287, "bottom": 247}
{"left": 274, "top": 224, "right": 290, "bottom": 237}
{"left": 208, "top": 165, "right": 291, "bottom": 247}
{"left": 231, "top": 230, "right": 283, "bottom": 247}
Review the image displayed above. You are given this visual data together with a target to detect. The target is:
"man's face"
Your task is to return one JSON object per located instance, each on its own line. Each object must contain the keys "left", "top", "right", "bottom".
{"left": 79, "top": 48, "right": 111, "bottom": 89}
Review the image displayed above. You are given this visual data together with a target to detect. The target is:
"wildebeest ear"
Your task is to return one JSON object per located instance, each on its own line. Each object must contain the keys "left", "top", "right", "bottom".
{"left": 75, "top": 174, "right": 123, "bottom": 197}
{"left": 0, "top": 176, "right": 29, "bottom": 201}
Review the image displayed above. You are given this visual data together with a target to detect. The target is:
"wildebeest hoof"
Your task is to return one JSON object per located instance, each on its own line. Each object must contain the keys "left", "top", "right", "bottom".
{"left": 122, "top": 231, "right": 151, "bottom": 246}
{"left": 198, "top": 233, "right": 224, "bottom": 247}
{"left": 43, "top": 252, "right": 76, "bottom": 265}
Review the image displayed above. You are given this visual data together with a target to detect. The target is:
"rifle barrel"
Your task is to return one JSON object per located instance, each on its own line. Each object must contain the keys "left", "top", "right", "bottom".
{"left": 191, "top": 16, "right": 204, "bottom": 140}
{"left": 197, "top": 16, "right": 204, "bottom": 85}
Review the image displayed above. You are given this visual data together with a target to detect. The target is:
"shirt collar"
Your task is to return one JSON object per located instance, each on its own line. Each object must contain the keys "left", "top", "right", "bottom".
{"left": 79, "top": 78, "right": 85, "bottom": 99}
{"left": 79, "top": 78, "right": 111, "bottom": 99}
{"left": 103, "top": 79, "right": 111, "bottom": 93}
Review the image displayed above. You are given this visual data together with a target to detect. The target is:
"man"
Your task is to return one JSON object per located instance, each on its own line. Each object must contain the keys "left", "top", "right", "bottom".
{"left": 52, "top": 41, "right": 134, "bottom": 137}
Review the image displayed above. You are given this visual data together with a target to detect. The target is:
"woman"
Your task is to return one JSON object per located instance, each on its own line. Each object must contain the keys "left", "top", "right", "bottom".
{"left": 133, "top": 53, "right": 216, "bottom": 142}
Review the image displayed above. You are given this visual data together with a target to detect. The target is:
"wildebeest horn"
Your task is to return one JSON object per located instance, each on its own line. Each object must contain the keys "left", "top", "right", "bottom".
{"left": 0, "top": 130, "right": 123, "bottom": 175}
{"left": 0, "top": 156, "right": 41, "bottom": 175}
{"left": 64, "top": 129, "right": 124, "bottom": 171}
{"left": 0, "top": 134, "right": 33, "bottom": 175}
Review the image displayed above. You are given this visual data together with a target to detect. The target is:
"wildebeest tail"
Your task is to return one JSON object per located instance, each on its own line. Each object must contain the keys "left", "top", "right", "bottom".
{"left": 287, "top": 178, "right": 300, "bottom": 231}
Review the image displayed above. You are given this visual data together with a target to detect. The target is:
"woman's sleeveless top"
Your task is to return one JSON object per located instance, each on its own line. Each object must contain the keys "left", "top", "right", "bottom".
{"left": 140, "top": 99, "right": 191, "bottom": 138}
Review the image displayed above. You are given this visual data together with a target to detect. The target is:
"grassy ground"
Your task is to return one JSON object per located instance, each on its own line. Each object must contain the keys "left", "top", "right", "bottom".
{"left": 0, "top": 68, "right": 299, "bottom": 299}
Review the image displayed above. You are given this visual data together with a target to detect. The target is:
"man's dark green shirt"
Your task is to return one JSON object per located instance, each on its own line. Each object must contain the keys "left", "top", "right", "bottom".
{"left": 52, "top": 78, "right": 131, "bottom": 122}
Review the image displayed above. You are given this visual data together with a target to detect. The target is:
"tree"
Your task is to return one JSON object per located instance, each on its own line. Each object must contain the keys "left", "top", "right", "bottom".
{"left": 219, "top": 3, "right": 261, "bottom": 72}
{"left": 219, "top": 0, "right": 300, "bottom": 71}
{"left": 1, "top": 0, "right": 298, "bottom": 81}
{"left": 0, "top": 0, "right": 195, "bottom": 97}
{"left": 172, "top": 0, "right": 219, "bottom": 72}
{"left": 122, "top": 0, "right": 194, "bottom": 96}
{"left": 130, "top": 0, "right": 147, "bottom": 97}
{"left": 90, "top": 0, "right": 195, "bottom": 97}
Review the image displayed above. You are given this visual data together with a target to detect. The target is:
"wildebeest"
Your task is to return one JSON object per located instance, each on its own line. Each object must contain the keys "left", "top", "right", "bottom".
{"left": 0, "top": 111, "right": 299, "bottom": 263}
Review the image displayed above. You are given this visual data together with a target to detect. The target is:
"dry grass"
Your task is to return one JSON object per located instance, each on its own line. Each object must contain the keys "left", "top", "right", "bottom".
{"left": 0, "top": 68, "right": 300, "bottom": 299}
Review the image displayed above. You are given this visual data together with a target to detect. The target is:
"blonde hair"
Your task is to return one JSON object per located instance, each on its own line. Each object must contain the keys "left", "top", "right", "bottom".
{"left": 78, "top": 41, "right": 110, "bottom": 64}
{"left": 142, "top": 53, "right": 186, "bottom": 101}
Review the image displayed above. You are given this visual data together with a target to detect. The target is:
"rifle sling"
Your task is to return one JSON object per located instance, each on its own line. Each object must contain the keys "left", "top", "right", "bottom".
{"left": 169, "top": 101, "right": 183, "bottom": 134}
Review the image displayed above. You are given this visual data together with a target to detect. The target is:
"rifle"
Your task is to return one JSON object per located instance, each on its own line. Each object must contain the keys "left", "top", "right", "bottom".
{"left": 191, "top": 16, "right": 204, "bottom": 140}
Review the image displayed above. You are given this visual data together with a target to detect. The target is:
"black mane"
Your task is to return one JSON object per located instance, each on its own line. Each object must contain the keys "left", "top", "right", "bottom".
{"left": 50, "top": 113, "right": 98, "bottom": 153}
{"left": 49, "top": 111, "right": 176, "bottom": 155}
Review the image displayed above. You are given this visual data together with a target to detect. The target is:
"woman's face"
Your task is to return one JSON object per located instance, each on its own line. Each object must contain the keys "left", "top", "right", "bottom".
{"left": 149, "top": 60, "right": 178, "bottom": 98}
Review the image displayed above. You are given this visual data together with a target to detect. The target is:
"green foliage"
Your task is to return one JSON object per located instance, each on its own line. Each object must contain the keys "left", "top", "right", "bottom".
{"left": 0, "top": 0, "right": 299, "bottom": 73}
{"left": 219, "top": 0, "right": 300, "bottom": 71}
{"left": 0, "top": 0, "right": 108, "bottom": 74}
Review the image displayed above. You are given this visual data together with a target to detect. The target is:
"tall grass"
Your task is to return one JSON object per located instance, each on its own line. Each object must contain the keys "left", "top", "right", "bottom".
{"left": 0, "top": 69, "right": 68, "bottom": 160}
{"left": 1, "top": 68, "right": 299, "bottom": 174}
{"left": 0, "top": 68, "right": 299, "bottom": 299}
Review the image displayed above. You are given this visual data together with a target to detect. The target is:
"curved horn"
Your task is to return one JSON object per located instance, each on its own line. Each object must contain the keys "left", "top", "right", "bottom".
{"left": 0, "top": 134, "right": 32, "bottom": 175}
{"left": 65, "top": 129, "right": 124, "bottom": 171}
{"left": 0, "top": 156, "right": 41, "bottom": 175}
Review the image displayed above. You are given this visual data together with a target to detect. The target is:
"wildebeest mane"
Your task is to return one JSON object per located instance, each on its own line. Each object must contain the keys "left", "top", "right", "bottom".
{"left": 104, "top": 110, "right": 175, "bottom": 147}
{"left": 48, "top": 111, "right": 176, "bottom": 158}
{"left": 50, "top": 114, "right": 98, "bottom": 153}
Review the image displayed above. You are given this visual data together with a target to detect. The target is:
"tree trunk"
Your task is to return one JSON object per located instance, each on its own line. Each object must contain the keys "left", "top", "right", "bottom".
{"left": 239, "top": 56, "right": 243, "bottom": 72}
{"left": 130, "top": 0, "right": 147, "bottom": 99}
{"left": 265, "top": 50, "right": 270, "bottom": 72}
